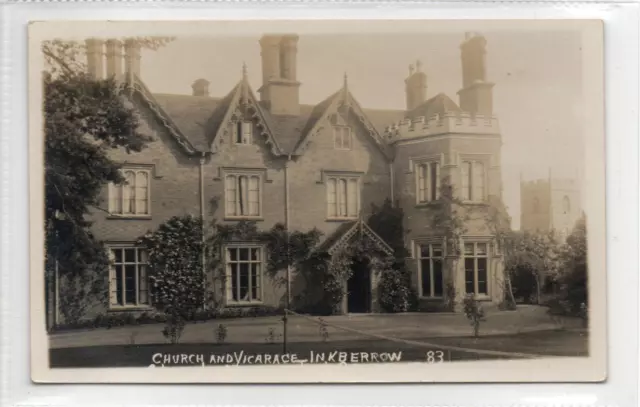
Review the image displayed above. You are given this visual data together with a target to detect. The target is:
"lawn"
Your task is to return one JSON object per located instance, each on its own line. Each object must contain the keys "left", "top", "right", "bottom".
{"left": 49, "top": 329, "right": 588, "bottom": 368}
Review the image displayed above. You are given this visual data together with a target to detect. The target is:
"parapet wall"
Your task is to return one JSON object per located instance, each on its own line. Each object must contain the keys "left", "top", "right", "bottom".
{"left": 385, "top": 112, "right": 500, "bottom": 142}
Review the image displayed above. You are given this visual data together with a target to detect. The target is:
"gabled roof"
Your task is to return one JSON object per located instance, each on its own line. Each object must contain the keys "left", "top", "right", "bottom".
{"left": 130, "top": 76, "right": 202, "bottom": 155}
{"left": 152, "top": 93, "right": 221, "bottom": 152}
{"left": 132, "top": 75, "right": 458, "bottom": 159}
{"left": 292, "top": 84, "right": 393, "bottom": 160}
{"left": 318, "top": 218, "right": 394, "bottom": 256}
{"left": 204, "top": 79, "right": 285, "bottom": 155}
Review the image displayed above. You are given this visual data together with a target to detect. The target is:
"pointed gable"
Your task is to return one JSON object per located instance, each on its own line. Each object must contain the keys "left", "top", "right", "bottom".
{"left": 203, "top": 78, "right": 285, "bottom": 156}
{"left": 318, "top": 218, "right": 394, "bottom": 256}
{"left": 292, "top": 86, "right": 392, "bottom": 160}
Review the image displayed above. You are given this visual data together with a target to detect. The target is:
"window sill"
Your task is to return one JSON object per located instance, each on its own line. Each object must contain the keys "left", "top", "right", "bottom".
{"left": 107, "top": 215, "right": 152, "bottom": 220}
{"left": 326, "top": 217, "right": 359, "bottom": 222}
{"left": 108, "top": 306, "right": 154, "bottom": 312}
{"left": 460, "top": 201, "right": 489, "bottom": 206}
{"left": 465, "top": 295, "right": 492, "bottom": 302}
{"left": 225, "top": 301, "right": 264, "bottom": 307}
{"left": 415, "top": 201, "right": 440, "bottom": 208}
{"left": 224, "top": 216, "right": 264, "bottom": 222}
{"left": 419, "top": 296, "right": 444, "bottom": 301}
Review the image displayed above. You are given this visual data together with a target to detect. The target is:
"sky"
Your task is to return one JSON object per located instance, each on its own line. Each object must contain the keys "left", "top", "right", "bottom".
{"left": 136, "top": 28, "right": 585, "bottom": 229}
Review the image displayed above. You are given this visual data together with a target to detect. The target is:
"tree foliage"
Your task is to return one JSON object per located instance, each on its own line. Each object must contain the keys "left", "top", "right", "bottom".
{"left": 554, "top": 214, "right": 588, "bottom": 311}
{"left": 368, "top": 199, "right": 416, "bottom": 312}
{"left": 44, "top": 38, "right": 171, "bottom": 278}
{"left": 430, "top": 177, "right": 469, "bottom": 256}
{"left": 503, "top": 229, "right": 561, "bottom": 303}
{"left": 44, "top": 37, "right": 173, "bottom": 328}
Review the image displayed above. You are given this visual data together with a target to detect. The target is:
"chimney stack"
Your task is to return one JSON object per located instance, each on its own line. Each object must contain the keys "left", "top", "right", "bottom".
{"left": 457, "top": 32, "right": 494, "bottom": 116}
{"left": 404, "top": 59, "right": 427, "bottom": 111}
{"left": 85, "top": 38, "right": 104, "bottom": 79}
{"left": 192, "top": 78, "right": 210, "bottom": 97}
{"left": 257, "top": 34, "right": 301, "bottom": 116}
{"left": 124, "top": 39, "right": 141, "bottom": 82}
{"left": 105, "top": 39, "right": 123, "bottom": 80}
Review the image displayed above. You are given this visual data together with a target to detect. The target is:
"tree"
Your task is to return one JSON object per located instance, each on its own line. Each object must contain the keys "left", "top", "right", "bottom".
{"left": 555, "top": 214, "right": 588, "bottom": 312}
{"left": 503, "top": 230, "right": 560, "bottom": 304}
{"left": 43, "top": 37, "right": 172, "bottom": 324}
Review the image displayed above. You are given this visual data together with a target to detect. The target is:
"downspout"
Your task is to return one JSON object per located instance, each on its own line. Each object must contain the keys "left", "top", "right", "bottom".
{"left": 389, "top": 162, "right": 395, "bottom": 206}
{"left": 199, "top": 153, "right": 207, "bottom": 309}
{"left": 283, "top": 155, "right": 292, "bottom": 353}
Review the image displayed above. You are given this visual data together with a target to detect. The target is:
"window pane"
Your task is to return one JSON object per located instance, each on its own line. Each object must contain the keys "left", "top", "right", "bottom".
{"left": 432, "top": 244, "right": 443, "bottom": 257}
{"left": 124, "top": 171, "right": 136, "bottom": 213}
{"left": 113, "top": 248, "right": 123, "bottom": 263}
{"left": 419, "top": 245, "right": 430, "bottom": 259}
{"left": 230, "top": 263, "right": 238, "bottom": 301}
{"left": 124, "top": 248, "right": 136, "bottom": 263}
{"left": 477, "top": 258, "right": 487, "bottom": 294}
{"left": 418, "top": 164, "right": 427, "bottom": 202}
{"left": 135, "top": 171, "right": 149, "bottom": 214}
{"left": 239, "top": 248, "right": 249, "bottom": 261}
{"left": 139, "top": 265, "right": 148, "bottom": 304}
{"left": 344, "top": 128, "right": 352, "bottom": 149}
{"left": 248, "top": 176, "right": 260, "bottom": 216}
{"left": 433, "top": 259, "right": 443, "bottom": 296}
{"left": 473, "top": 162, "right": 484, "bottom": 201}
{"left": 430, "top": 162, "right": 438, "bottom": 201}
{"left": 464, "top": 258, "right": 475, "bottom": 294}
{"left": 229, "top": 248, "right": 237, "bottom": 261}
{"left": 111, "top": 184, "right": 122, "bottom": 214}
{"left": 238, "top": 176, "right": 248, "bottom": 215}
{"left": 242, "top": 122, "right": 252, "bottom": 143}
{"left": 225, "top": 175, "right": 237, "bottom": 216}
{"left": 251, "top": 263, "right": 260, "bottom": 300}
{"left": 338, "top": 179, "right": 347, "bottom": 216}
{"left": 251, "top": 248, "right": 259, "bottom": 261}
{"left": 464, "top": 243, "right": 474, "bottom": 256}
{"left": 236, "top": 122, "right": 242, "bottom": 143}
{"left": 239, "top": 263, "right": 249, "bottom": 301}
{"left": 421, "top": 259, "right": 431, "bottom": 297}
{"left": 334, "top": 128, "right": 342, "bottom": 148}
{"left": 124, "top": 265, "right": 137, "bottom": 304}
{"left": 461, "top": 162, "right": 471, "bottom": 201}
{"left": 114, "top": 265, "right": 123, "bottom": 305}
{"left": 347, "top": 178, "right": 358, "bottom": 216}
{"left": 327, "top": 178, "right": 337, "bottom": 217}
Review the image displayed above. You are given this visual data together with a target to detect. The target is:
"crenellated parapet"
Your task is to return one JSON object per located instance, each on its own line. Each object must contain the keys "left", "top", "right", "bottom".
{"left": 384, "top": 112, "right": 500, "bottom": 142}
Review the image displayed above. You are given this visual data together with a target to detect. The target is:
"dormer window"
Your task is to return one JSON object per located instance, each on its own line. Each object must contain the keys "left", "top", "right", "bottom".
{"left": 334, "top": 126, "right": 352, "bottom": 150}
{"left": 235, "top": 121, "right": 252, "bottom": 145}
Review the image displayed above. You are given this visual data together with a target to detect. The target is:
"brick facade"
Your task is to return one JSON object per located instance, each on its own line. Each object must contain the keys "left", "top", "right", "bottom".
{"left": 59, "top": 32, "right": 507, "bottom": 321}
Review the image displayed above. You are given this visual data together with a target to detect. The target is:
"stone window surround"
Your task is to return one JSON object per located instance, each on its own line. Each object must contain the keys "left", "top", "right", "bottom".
{"left": 223, "top": 243, "right": 265, "bottom": 306}
{"left": 107, "top": 163, "right": 156, "bottom": 219}
{"left": 319, "top": 170, "right": 364, "bottom": 221}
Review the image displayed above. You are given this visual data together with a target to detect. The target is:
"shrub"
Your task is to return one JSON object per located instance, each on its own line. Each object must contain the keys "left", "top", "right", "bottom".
{"left": 215, "top": 324, "right": 228, "bottom": 344}
{"left": 162, "top": 312, "right": 186, "bottom": 344}
{"left": 378, "top": 268, "right": 412, "bottom": 313}
{"left": 138, "top": 215, "right": 206, "bottom": 343}
{"left": 462, "top": 294, "right": 485, "bottom": 337}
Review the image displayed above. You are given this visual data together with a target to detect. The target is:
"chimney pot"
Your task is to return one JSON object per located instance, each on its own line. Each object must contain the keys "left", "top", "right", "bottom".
{"left": 105, "top": 39, "right": 123, "bottom": 80}
{"left": 192, "top": 78, "right": 210, "bottom": 97}
{"left": 85, "top": 38, "right": 104, "bottom": 80}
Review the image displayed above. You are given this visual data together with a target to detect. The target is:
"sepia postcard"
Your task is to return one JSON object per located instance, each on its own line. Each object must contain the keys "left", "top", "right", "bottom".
{"left": 29, "top": 19, "right": 606, "bottom": 383}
